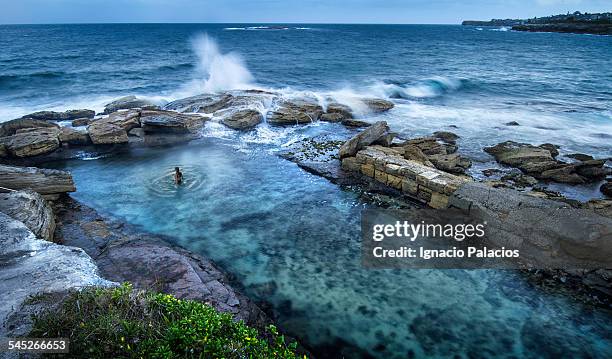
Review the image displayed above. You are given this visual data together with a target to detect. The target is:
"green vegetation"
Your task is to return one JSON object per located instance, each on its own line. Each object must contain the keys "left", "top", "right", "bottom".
{"left": 29, "top": 283, "right": 302, "bottom": 358}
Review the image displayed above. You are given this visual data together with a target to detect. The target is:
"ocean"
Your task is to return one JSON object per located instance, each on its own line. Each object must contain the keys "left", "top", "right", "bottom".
{"left": 3, "top": 24, "right": 612, "bottom": 358}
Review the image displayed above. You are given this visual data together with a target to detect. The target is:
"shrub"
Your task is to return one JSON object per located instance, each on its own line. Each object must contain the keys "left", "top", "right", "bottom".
{"left": 29, "top": 283, "right": 302, "bottom": 358}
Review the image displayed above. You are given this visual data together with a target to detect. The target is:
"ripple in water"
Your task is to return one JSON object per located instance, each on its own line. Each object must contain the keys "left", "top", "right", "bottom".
{"left": 145, "top": 165, "right": 205, "bottom": 198}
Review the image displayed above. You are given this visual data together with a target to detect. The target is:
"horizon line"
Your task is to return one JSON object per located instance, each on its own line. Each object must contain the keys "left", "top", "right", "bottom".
{"left": 0, "top": 21, "right": 463, "bottom": 26}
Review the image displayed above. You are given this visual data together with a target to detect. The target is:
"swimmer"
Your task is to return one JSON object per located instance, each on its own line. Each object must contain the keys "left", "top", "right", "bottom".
{"left": 174, "top": 167, "right": 183, "bottom": 185}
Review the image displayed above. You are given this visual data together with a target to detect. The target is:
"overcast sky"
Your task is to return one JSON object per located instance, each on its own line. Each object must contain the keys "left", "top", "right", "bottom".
{"left": 1, "top": 0, "right": 610, "bottom": 24}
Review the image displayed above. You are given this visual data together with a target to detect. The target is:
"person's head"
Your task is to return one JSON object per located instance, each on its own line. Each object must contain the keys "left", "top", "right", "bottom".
{"left": 175, "top": 167, "right": 180, "bottom": 173}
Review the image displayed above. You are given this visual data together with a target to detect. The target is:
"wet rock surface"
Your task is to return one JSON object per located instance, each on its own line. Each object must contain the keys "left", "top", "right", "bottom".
{"left": 59, "top": 126, "right": 90, "bottom": 146}
{"left": 267, "top": 99, "right": 324, "bottom": 126}
{"left": 215, "top": 108, "right": 263, "bottom": 130}
{"left": 0, "top": 118, "right": 59, "bottom": 137}
{"left": 339, "top": 121, "right": 390, "bottom": 159}
{"left": 0, "top": 127, "right": 60, "bottom": 157}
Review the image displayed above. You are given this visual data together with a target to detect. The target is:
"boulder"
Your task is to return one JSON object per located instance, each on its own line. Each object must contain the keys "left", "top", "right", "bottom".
{"left": 567, "top": 153, "right": 594, "bottom": 162}
{"left": 216, "top": 109, "right": 263, "bottom": 130}
{"left": 140, "top": 110, "right": 206, "bottom": 134}
{"left": 428, "top": 153, "right": 472, "bottom": 174}
{"left": 87, "top": 109, "right": 141, "bottom": 144}
{"left": 0, "top": 143, "right": 6, "bottom": 158}
{"left": 341, "top": 119, "right": 370, "bottom": 127}
{"left": 433, "top": 131, "right": 459, "bottom": 144}
{"left": 59, "top": 127, "right": 90, "bottom": 146}
{"left": 0, "top": 165, "right": 76, "bottom": 196}
{"left": 0, "top": 212, "right": 112, "bottom": 338}
{"left": 71, "top": 118, "right": 92, "bottom": 127}
{"left": 64, "top": 109, "right": 95, "bottom": 120}
{"left": 0, "top": 118, "right": 59, "bottom": 137}
{"left": 267, "top": 99, "right": 323, "bottom": 126}
{"left": 0, "top": 127, "right": 60, "bottom": 157}
{"left": 505, "top": 121, "right": 520, "bottom": 126}
{"left": 164, "top": 94, "right": 233, "bottom": 113}
{"left": 103, "top": 96, "right": 158, "bottom": 114}
{"left": 403, "top": 137, "right": 447, "bottom": 156}
{"left": 19, "top": 109, "right": 95, "bottom": 121}
{"left": 372, "top": 132, "right": 397, "bottom": 147}
{"left": 403, "top": 145, "right": 433, "bottom": 166}
{"left": 0, "top": 190, "right": 55, "bottom": 241}
{"left": 322, "top": 103, "right": 353, "bottom": 121}
{"left": 362, "top": 98, "right": 394, "bottom": 112}
{"left": 320, "top": 113, "right": 344, "bottom": 122}
{"left": 501, "top": 172, "right": 539, "bottom": 187}
{"left": 339, "top": 121, "right": 389, "bottom": 159}
{"left": 539, "top": 143, "right": 559, "bottom": 158}
{"left": 484, "top": 141, "right": 558, "bottom": 171}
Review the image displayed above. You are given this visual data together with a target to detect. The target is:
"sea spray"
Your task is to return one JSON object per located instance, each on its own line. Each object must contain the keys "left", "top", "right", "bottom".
{"left": 179, "top": 34, "right": 254, "bottom": 95}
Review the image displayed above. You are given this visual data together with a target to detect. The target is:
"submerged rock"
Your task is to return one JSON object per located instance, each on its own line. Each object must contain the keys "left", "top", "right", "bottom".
{"left": 216, "top": 109, "right": 263, "bottom": 130}
{"left": 505, "top": 121, "right": 520, "bottom": 126}
{"left": 103, "top": 95, "right": 158, "bottom": 114}
{"left": 567, "top": 153, "right": 595, "bottom": 162}
{"left": 0, "top": 127, "right": 60, "bottom": 157}
{"left": 267, "top": 99, "right": 323, "bottom": 126}
{"left": 339, "top": 121, "right": 390, "bottom": 159}
{"left": 341, "top": 119, "right": 370, "bottom": 128}
{"left": 0, "top": 190, "right": 55, "bottom": 241}
{"left": 433, "top": 131, "right": 459, "bottom": 144}
{"left": 0, "top": 164, "right": 76, "bottom": 196}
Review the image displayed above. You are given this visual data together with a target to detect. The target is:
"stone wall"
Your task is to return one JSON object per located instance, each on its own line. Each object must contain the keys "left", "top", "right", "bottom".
{"left": 341, "top": 145, "right": 470, "bottom": 209}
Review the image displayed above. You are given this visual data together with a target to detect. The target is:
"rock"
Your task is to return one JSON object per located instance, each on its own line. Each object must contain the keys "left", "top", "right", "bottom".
{"left": 71, "top": 118, "right": 92, "bottom": 127}
{"left": 0, "top": 118, "right": 59, "bottom": 137}
{"left": 433, "top": 131, "right": 459, "bottom": 144}
{"left": 215, "top": 109, "right": 263, "bottom": 130}
{"left": 601, "top": 182, "right": 612, "bottom": 198}
{"left": 428, "top": 153, "right": 472, "bottom": 174}
{"left": 59, "top": 127, "right": 90, "bottom": 146}
{"left": 341, "top": 119, "right": 370, "bottom": 127}
{"left": 128, "top": 128, "right": 145, "bottom": 138}
{"left": 505, "top": 121, "right": 520, "bottom": 126}
{"left": 404, "top": 137, "right": 447, "bottom": 156}
{"left": 64, "top": 109, "right": 95, "bottom": 120}
{"left": 482, "top": 168, "right": 502, "bottom": 177}
{"left": 484, "top": 141, "right": 558, "bottom": 173}
{"left": 0, "top": 143, "right": 6, "bottom": 158}
{"left": 140, "top": 110, "right": 206, "bottom": 134}
{"left": 19, "top": 109, "right": 95, "bottom": 122}
{"left": 403, "top": 145, "right": 433, "bottom": 166}
{"left": 320, "top": 113, "right": 344, "bottom": 122}
{"left": 567, "top": 153, "right": 594, "bottom": 162}
{"left": 0, "top": 190, "right": 55, "bottom": 241}
{"left": 362, "top": 98, "right": 394, "bottom": 112}
{"left": 88, "top": 122, "right": 129, "bottom": 145}
{"left": 0, "top": 127, "right": 60, "bottom": 157}
{"left": 501, "top": 172, "right": 539, "bottom": 187}
{"left": 0, "top": 212, "right": 112, "bottom": 338}
{"left": 539, "top": 160, "right": 609, "bottom": 184}
{"left": 103, "top": 96, "right": 158, "bottom": 114}
{"left": 87, "top": 109, "right": 141, "bottom": 144}
{"left": 372, "top": 133, "right": 397, "bottom": 147}
{"left": 339, "top": 121, "right": 389, "bottom": 159}
{"left": 0, "top": 164, "right": 76, "bottom": 196}
{"left": 164, "top": 94, "right": 233, "bottom": 113}
{"left": 324, "top": 103, "right": 353, "bottom": 120}
{"left": 539, "top": 143, "right": 560, "bottom": 158}
{"left": 266, "top": 99, "right": 323, "bottom": 126}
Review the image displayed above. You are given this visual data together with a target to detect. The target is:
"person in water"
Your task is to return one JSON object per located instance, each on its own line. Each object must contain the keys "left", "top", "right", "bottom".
{"left": 174, "top": 167, "right": 183, "bottom": 185}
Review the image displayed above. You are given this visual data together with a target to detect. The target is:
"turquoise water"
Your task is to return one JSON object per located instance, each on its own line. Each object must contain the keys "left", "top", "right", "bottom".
{"left": 51, "top": 127, "right": 612, "bottom": 358}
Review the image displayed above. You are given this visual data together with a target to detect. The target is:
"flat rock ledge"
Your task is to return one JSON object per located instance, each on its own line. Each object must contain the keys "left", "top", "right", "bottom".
{"left": 0, "top": 164, "right": 76, "bottom": 199}
{"left": 0, "top": 212, "right": 112, "bottom": 338}
{"left": 53, "top": 196, "right": 271, "bottom": 329}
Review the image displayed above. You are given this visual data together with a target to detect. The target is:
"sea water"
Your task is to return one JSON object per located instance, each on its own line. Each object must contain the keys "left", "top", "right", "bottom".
{"left": 3, "top": 24, "right": 612, "bottom": 357}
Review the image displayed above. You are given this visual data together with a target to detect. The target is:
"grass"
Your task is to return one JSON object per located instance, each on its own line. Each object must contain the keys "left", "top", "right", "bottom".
{"left": 29, "top": 283, "right": 303, "bottom": 358}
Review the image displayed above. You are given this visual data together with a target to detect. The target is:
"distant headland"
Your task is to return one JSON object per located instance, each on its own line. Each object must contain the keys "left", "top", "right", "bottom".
{"left": 462, "top": 11, "right": 612, "bottom": 35}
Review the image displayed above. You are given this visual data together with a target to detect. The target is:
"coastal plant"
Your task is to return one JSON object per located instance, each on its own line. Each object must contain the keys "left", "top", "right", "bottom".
{"left": 28, "top": 283, "right": 302, "bottom": 358}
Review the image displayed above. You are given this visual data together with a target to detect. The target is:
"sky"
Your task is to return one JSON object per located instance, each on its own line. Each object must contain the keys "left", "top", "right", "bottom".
{"left": 0, "top": 0, "right": 610, "bottom": 24}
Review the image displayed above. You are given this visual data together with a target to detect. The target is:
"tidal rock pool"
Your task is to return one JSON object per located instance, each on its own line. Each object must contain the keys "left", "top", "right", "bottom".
{"left": 50, "top": 131, "right": 611, "bottom": 358}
